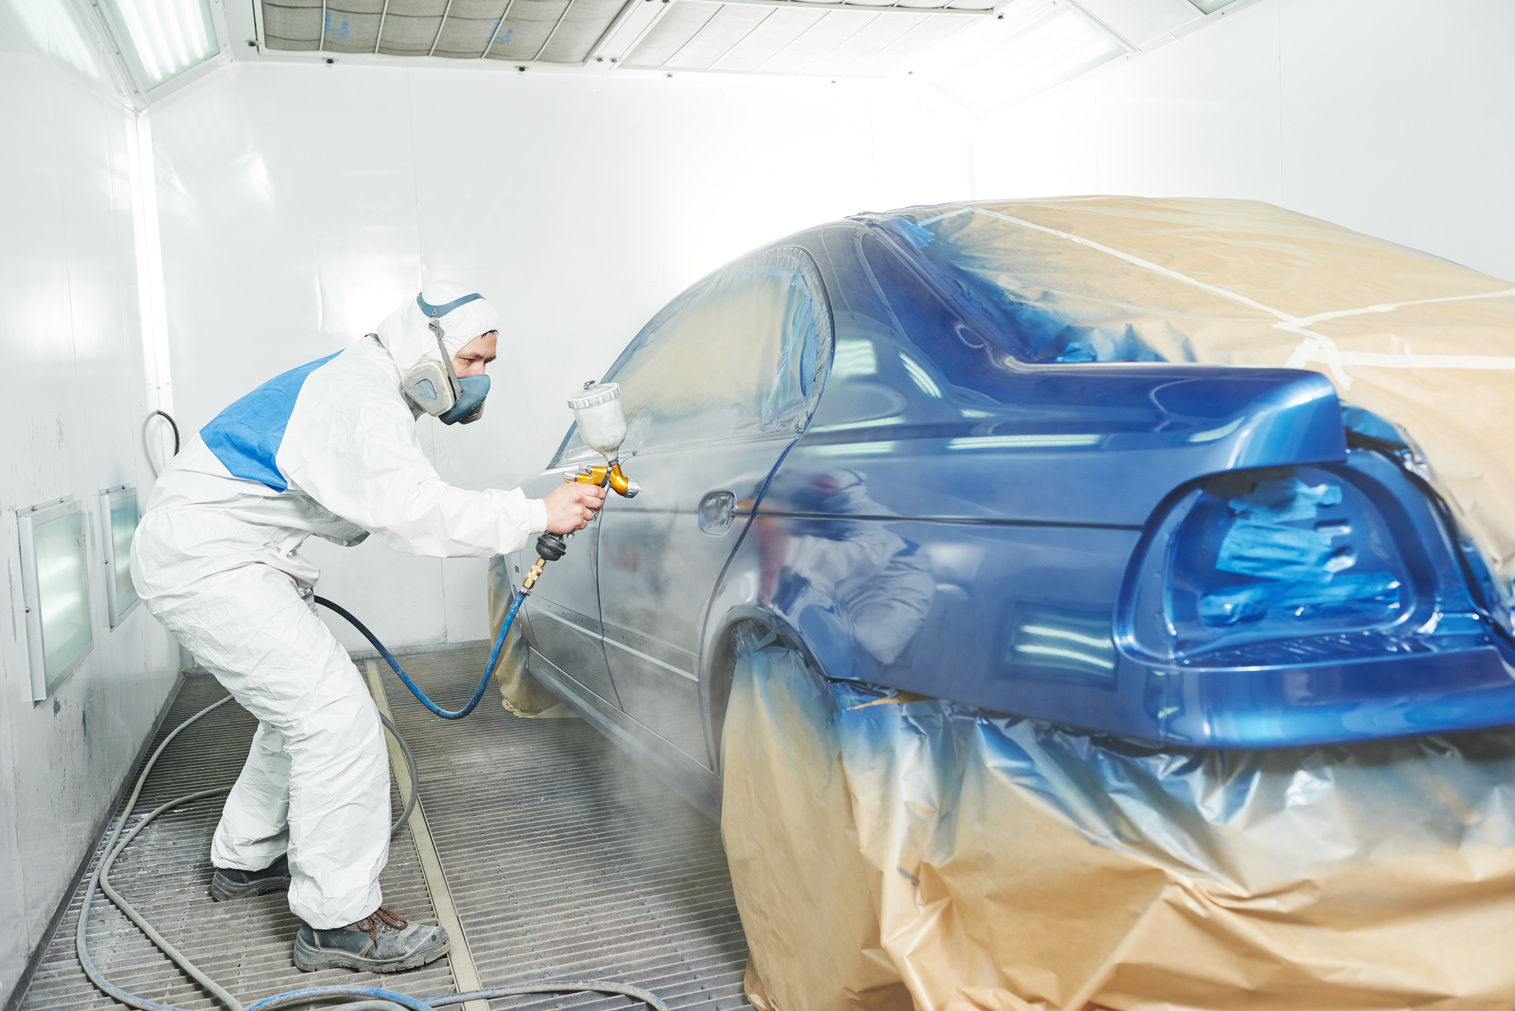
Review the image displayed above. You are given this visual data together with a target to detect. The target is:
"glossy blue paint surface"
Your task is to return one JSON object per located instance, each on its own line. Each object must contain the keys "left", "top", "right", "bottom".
{"left": 517, "top": 211, "right": 1515, "bottom": 771}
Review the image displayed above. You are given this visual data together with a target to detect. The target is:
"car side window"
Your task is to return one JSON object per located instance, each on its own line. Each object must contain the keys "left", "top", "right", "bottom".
{"left": 596, "top": 247, "right": 832, "bottom": 456}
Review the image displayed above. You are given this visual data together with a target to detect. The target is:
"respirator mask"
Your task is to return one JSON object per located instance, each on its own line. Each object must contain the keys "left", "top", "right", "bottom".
{"left": 401, "top": 292, "right": 491, "bottom": 425}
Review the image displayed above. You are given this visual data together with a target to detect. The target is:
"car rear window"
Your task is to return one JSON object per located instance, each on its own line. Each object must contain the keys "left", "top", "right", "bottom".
{"left": 556, "top": 246, "right": 831, "bottom": 462}
{"left": 879, "top": 206, "right": 1197, "bottom": 365}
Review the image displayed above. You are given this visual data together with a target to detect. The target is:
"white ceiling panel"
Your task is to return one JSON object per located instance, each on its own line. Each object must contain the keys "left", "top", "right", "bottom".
{"left": 1074, "top": 0, "right": 1173, "bottom": 48}
{"left": 662, "top": 3, "right": 775, "bottom": 68}
{"left": 843, "top": 12, "right": 973, "bottom": 74}
{"left": 705, "top": 7, "right": 827, "bottom": 70}
{"left": 620, "top": 1, "right": 719, "bottom": 65}
{"left": 755, "top": 9, "right": 875, "bottom": 73}
{"left": 803, "top": 12, "right": 925, "bottom": 76}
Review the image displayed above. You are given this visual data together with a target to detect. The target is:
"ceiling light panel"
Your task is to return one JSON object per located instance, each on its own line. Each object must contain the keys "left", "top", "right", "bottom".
{"left": 105, "top": 0, "right": 219, "bottom": 87}
{"left": 1187, "top": 0, "right": 1239, "bottom": 12}
{"left": 934, "top": 1, "right": 1126, "bottom": 117}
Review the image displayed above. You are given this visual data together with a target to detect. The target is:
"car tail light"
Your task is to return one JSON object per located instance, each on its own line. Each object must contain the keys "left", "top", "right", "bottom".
{"left": 1159, "top": 466, "right": 1417, "bottom": 662}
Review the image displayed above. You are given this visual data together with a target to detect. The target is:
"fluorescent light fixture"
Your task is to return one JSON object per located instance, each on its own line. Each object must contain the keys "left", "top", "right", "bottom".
{"left": 1187, "top": 0, "right": 1241, "bottom": 12}
{"left": 99, "top": 486, "right": 141, "bottom": 627}
{"left": 104, "top": 0, "right": 218, "bottom": 89}
{"left": 18, "top": 499, "right": 94, "bottom": 701}
{"left": 935, "top": 2, "right": 1126, "bottom": 118}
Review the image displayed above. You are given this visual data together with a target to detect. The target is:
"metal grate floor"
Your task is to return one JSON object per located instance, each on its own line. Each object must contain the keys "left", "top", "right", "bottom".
{"left": 18, "top": 643, "right": 751, "bottom": 1011}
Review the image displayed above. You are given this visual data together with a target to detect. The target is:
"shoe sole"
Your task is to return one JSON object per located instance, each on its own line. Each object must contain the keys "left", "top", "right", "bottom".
{"left": 292, "top": 933, "right": 451, "bottom": 973}
{"left": 210, "top": 874, "right": 291, "bottom": 902}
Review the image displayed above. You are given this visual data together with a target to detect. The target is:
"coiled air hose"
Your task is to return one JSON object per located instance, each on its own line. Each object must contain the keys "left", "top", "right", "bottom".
{"left": 77, "top": 583, "right": 671, "bottom": 1011}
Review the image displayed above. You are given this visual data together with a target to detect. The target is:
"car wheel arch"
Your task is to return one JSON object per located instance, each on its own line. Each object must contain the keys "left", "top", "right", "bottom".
{"left": 700, "top": 608, "right": 829, "bottom": 776}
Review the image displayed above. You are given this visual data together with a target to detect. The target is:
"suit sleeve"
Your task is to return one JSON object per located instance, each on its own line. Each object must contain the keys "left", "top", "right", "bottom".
{"left": 278, "top": 375, "right": 548, "bottom": 558}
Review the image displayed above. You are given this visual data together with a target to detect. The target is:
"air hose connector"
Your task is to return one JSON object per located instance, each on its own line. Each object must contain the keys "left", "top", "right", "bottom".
{"left": 523, "top": 531, "right": 568, "bottom": 590}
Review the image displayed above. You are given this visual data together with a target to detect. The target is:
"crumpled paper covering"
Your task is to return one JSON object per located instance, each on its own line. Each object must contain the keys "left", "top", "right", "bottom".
{"left": 722, "top": 628, "right": 1515, "bottom": 1011}
{"left": 893, "top": 198, "right": 1515, "bottom": 603}
{"left": 487, "top": 555, "right": 574, "bottom": 719}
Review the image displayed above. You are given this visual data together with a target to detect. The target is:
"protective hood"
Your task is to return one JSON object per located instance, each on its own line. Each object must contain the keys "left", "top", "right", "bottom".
{"left": 376, "top": 279, "right": 500, "bottom": 373}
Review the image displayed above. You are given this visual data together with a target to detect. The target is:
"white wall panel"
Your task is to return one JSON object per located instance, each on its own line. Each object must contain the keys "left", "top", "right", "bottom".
{"left": 0, "top": 7, "right": 180, "bottom": 1001}
{"left": 149, "top": 64, "right": 974, "bottom": 651}
{"left": 970, "top": 0, "right": 1515, "bottom": 281}
{"left": 1277, "top": 0, "right": 1515, "bottom": 279}
{"left": 1093, "top": 8, "right": 1282, "bottom": 202}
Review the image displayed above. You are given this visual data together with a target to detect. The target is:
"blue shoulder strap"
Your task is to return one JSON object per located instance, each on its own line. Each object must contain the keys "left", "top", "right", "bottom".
{"left": 201, "top": 352, "right": 342, "bottom": 492}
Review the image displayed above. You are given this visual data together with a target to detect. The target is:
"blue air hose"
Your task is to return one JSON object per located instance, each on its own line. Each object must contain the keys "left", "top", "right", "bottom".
{"left": 314, "top": 592, "right": 524, "bottom": 720}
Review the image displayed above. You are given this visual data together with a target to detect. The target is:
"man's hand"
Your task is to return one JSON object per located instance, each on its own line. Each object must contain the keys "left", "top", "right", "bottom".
{"left": 543, "top": 483, "right": 606, "bottom": 533}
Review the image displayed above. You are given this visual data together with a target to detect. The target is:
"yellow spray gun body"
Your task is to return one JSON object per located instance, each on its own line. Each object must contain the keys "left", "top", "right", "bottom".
{"left": 523, "top": 382, "right": 639, "bottom": 591}
{"left": 567, "top": 461, "right": 639, "bottom": 499}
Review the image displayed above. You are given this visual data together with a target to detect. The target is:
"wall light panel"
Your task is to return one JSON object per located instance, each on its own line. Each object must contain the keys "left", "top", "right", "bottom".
{"left": 18, "top": 499, "right": 95, "bottom": 701}
{"left": 99, "top": 486, "right": 141, "bottom": 628}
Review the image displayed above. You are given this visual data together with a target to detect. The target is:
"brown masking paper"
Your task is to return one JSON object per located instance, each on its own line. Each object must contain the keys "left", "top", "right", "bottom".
{"left": 488, "top": 555, "right": 574, "bottom": 718}
{"left": 723, "top": 629, "right": 1515, "bottom": 1011}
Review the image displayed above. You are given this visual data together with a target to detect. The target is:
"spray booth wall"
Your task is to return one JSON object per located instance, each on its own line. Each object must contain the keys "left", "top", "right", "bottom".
{"left": 0, "top": 10, "right": 181, "bottom": 1002}
{"left": 971, "top": 0, "right": 1515, "bottom": 282}
{"left": 146, "top": 63, "right": 975, "bottom": 653}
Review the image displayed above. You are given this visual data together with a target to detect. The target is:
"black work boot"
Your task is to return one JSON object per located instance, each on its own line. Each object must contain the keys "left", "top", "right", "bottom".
{"left": 210, "top": 855, "right": 291, "bottom": 901}
{"left": 292, "top": 907, "right": 450, "bottom": 973}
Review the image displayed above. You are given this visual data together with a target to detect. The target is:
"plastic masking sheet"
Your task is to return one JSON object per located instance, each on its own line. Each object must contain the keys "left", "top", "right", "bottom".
{"left": 487, "top": 555, "right": 574, "bottom": 718}
{"left": 722, "top": 628, "right": 1515, "bottom": 1011}
{"left": 887, "top": 198, "right": 1515, "bottom": 608}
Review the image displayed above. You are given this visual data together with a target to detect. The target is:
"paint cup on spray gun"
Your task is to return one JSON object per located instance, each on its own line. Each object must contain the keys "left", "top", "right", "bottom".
{"left": 524, "top": 383, "right": 639, "bottom": 591}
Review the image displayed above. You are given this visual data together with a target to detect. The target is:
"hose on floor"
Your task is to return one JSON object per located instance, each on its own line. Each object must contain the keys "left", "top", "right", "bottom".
{"left": 75, "top": 610, "right": 671, "bottom": 1011}
{"left": 315, "top": 592, "right": 525, "bottom": 721}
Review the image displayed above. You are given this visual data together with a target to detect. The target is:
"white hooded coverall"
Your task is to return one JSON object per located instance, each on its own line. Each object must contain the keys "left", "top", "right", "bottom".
{"left": 131, "top": 283, "right": 545, "bottom": 928}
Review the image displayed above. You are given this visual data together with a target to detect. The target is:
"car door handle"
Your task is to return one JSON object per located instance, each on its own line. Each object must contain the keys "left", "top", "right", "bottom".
{"left": 698, "top": 490, "right": 737, "bottom": 535}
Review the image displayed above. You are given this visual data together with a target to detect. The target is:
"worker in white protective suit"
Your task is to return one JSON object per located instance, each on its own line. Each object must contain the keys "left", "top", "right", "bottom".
{"left": 131, "top": 282, "right": 604, "bottom": 973}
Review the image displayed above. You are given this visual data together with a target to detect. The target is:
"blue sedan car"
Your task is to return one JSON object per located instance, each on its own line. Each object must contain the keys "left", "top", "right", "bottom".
{"left": 507, "top": 197, "right": 1515, "bottom": 815}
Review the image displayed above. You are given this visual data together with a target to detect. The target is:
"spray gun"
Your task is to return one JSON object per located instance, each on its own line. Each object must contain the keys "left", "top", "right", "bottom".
{"left": 521, "top": 382, "right": 640, "bottom": 591}
{"left": 316, "top": 384, "right": 639, "bottom": 721}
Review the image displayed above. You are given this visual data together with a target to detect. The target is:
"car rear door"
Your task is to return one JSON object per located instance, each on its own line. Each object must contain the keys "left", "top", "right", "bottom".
{"left": 594, "top": 246, "right": 832, "bottom": 767}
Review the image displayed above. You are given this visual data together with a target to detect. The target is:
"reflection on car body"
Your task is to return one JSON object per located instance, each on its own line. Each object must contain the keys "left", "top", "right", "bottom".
{"left": 759, "top": 469, "right": 935, "bottom": 667}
